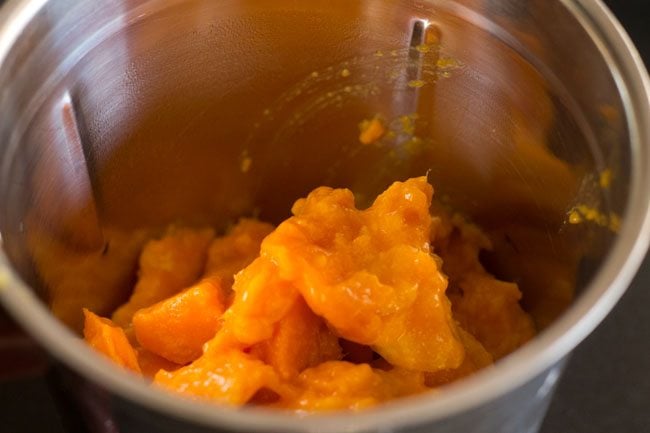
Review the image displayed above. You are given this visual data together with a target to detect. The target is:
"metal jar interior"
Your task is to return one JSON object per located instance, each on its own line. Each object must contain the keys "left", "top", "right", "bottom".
{"left": 0, "top": 0, "right": 649, "bottom": 432}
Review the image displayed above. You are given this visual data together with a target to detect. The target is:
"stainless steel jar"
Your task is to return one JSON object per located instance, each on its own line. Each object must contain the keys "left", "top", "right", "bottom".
{"left": 1, "top": 1, "right": 649, "bottom": 432}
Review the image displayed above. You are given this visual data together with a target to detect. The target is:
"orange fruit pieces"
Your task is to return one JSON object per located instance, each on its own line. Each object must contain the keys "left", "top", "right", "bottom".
{"left": 250, "top": 297, "right": 341, "bottom": 379}
{"left": 154, "top": 349, "right": 288, "bottom": 405}
{"left": 226, "top": 257, "right": 301, "bottom": 345}
{"left": 136, "top": 347, "right": 181, "bottom": 378}
{"left": 262, "top": 177, "right": 465, "bottom": 372}
{"left": 83, "top": 308, "right": 140, "bottom": 373}
{"left": 133, "top": 277, "right": 226, "bottom": 364}
{"left": 112, "top": 226, "right": 214, "bottom": 326}
{"left": 204, "top": 219, "right": 274, "bottom": 290}
{"left": 279, "top": 361, "right": 426, "bottom": 411}
{"left": 451, "top": 272, "right": 536, "bottom": 360}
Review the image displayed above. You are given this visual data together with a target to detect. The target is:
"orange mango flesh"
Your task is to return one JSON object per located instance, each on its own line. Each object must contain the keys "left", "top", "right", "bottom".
{"left": 249, "top": 297, "right": 341, "bottom": 379}
{"left": 262, "top": 177, "right": 464, "bottom": 371}
{"left": 83, "top": 309, "right": 141, "bottom": 373}
{"left": 204, "top": 219, "right": 274, "bottom": 290}
{"left": 278, "top": 361, "right": 427, "bottom": 411}
{"left": 433, "top": 210, "right": 536, "bottom": 359}
{"left": 225, "top": 257, "right": 301, "bottom": 345}
{"left": 112, "top": 226, "right": 214, "bottom": 327}
{"left": 451, "top": 273, "right": 535, "bottom": 360}
{"left": 424, "top": 328, "right": 494, "bottom": 387}
{"left": 359, "top": 118, "right": 386, "bottom": 145}
{"left": 133, "top": 277, "right": 226, "bottom": 364}
{"left": 30, "top": 227, "right": 150, "bottom": 333}
{"left": 154, "top": 348, "right": 288, "bottom": 405}
{"left": 83, "top": 178, "right": 537, "bottom": 411}
{"left": 136, "top": 347, "right": 181, "bottom": 378}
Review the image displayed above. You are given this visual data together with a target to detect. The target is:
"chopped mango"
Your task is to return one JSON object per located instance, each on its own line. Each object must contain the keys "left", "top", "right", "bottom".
{"left": 262, "top": 177, "right": 465, "bottom": 371}
{"left": 78, "top": 176, "right": 541, "bottom": 411}
{"left": 204, "top": 219, "right": 274, "bottom": 290}
{"left": 359, "top": 118, "right": 386, "bottom": 145}
{"left": 112, "top": 226, "right": 214, "bottom": 326}
{"left": 278, "top": 361, "right": 426, "bottom": 411}
{"left": 154, "top": 349, "right": 290, "bottom": 405}
{"left": 433, "top": 212, "right": 535, "bottom": 359}
{"left": 132, "top": 277, "right": 226, "bottom": 364}
{"left": 250, "top": 297, "right": 341, "bottom": 379}
{"left": 450, "top": 273, "right": 536, "bottom": 359}
{"left": 136, "top": 347, "right": 181, "bottom": 378}
{"left": 225, "top": 257, "right": 301, "bottom": 345}
{"left": 31, "top": 227, "right": 150, "bottom": 333}
{"left": 425, "top": 328, "right": 493, "bottom": 387}
{"left": 83, "top": 309, "right": 140, "bottom": 373}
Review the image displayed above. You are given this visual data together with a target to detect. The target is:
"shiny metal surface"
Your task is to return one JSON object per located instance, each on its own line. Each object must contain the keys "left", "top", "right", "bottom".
{"left": 0, "top": 0, "right": 649, "bottom": 432}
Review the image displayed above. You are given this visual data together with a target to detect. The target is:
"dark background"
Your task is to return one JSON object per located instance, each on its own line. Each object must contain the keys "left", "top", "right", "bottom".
{"left": 0, "top": 0, "right": 649, "bottom": 432}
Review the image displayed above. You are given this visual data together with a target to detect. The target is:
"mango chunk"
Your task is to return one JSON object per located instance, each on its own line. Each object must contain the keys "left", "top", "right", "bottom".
{"left": 112, "top": 226, "right": 214, "bottom": 326}
{"left": 450, "top": 273, "right": 535, "bottom": 359}
{"left": 204, "top": 219, "right": 274, "bottom": 290}
{"left": 278, "top": 361, "right": 426, "bottom": 411}
{"left": 133, "top": 277, "right": 226, "bottom": 364}
{"left": 83, "top": 309, "right": 140, "bottom": 373}
{"left": 225, "top": 257, "right": 301, "bottom": 345}
{"left": 250, "top": 297, "right": 341, "bottom": 379}
{"left": 425, "top": 328, "right": 493, "bottom": 387}
{"left": 261, "top": 177, "right": 465, "bottom": 371}
{"left": 136, "top": 347, "right": 181, "bottom": 378}
{"left": 154, "top": 349, "right": 289, "bottom": 405}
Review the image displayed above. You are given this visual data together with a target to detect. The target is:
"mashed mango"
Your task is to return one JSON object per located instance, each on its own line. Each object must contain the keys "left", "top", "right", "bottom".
{"left": 82, "top": 177, "right": 535, "bottom": 410}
